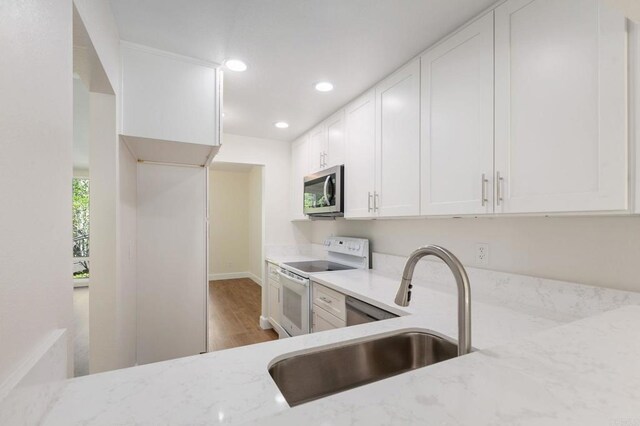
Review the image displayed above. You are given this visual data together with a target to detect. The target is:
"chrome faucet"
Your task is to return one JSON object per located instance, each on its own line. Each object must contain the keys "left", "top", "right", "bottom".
{"left": 394, "top": 245, "right": 471, "bottom": 356}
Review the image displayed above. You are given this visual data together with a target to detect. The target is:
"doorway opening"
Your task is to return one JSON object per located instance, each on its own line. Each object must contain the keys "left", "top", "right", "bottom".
{"left": 72, "top": 5, "right": 116, "bottom": 377}
{"left": 207, "top": 161, "right": 275, "bottom": 351}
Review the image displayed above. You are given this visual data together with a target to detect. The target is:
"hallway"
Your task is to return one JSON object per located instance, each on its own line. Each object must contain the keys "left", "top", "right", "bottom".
{"left": 208, "top": 279, "right": 278, "bottom": 352}
{"left": 73, "top": 287, "right": 90, "bottom": 377}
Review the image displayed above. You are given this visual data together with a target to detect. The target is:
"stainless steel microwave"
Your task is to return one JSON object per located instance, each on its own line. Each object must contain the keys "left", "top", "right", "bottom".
{"left": 303, "top": 165, "right": 344, "bottom": 217}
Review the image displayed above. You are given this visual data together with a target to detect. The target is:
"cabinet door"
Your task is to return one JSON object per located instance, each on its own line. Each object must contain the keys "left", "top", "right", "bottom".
{"left": 137, "top": 164, "right": 207, "bottom": 365}
{"left": 290, "top": 134, "right": 309, "bottom": 220}
{"left": 121, "top": 43, "right": 220, "bottom": 147}
{"left": 421, "top": 12, "right": 495, "bottom": 216}
{"left": 312, "top": 306, "right": 344, "bottom": 333}
{"left": 268, "top": 280, "right": 281, "bottom": 327}
{"left": 375, "top": 58, "right": 421, "bottom": 217}
{"left": 495, "top": 0, "right": 627, "bottom": 213}
{"left": 308, "top": 124, "right": 327, "bottom": 172}
{"left": 344, "top": 90, "right": 377, "bottom": 218}
{"left": 325, "top": 109, "right": 345, "bottom": 168}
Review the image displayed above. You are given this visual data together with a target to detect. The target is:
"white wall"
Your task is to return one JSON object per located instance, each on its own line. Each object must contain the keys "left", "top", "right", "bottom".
{"left": 74, "top": 0, "right": 140, "bottom": 373}
{"left": 89, "top": 92, "right": 118, "bottom": 373}
{"left": 309, "top": 216, "right": 640, "bottom": 293}
{"left": 248, "top": 166, "right": 264, "bottom": 281}
{"left": 73, "top": 0, "right": 121, "bottom": 96}
{"left": 73, "top": 77, "right": 90, "bottom": 171}
{"left": 116, "top": 141, "right": 137, "bottom": 368}
{"left": 214, "top": 134, "right": 311, "bottom": 247}
{"left": 214, "top": 134, "right": 309, "bottom": 324}
{"left": 209, "top": 170, "right": 251, "bottom": 275}
{"left": 0, "top": 0, "right": 73, "bottom": 391}
{"left": 208, "top": 165, "right": 264, "bottom": 283}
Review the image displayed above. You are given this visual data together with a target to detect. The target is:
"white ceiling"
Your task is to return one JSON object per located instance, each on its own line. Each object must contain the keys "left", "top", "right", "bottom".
{"left": 108, "top": 0, "right": 496, "bottom": 142}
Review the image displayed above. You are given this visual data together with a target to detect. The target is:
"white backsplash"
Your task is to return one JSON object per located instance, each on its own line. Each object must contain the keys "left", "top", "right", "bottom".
{"left": 265, "top": 243, "right": 327, "bottom": 259}
{"left": 372, "top": 252, "right": 640, "bottom": 320}
{"left": 266, "top": 243, "right": 640, "bottom": 320}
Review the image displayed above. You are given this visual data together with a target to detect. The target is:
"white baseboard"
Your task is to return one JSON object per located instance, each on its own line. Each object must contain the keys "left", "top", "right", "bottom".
{"left": 208, "top": 271, "right": 262, "bottom": 286}
{"left": 0, "top": 329, "right": 67, "bottom": 425}
{"left": 246, "top": 272, "right": 262, "bottom": 286}
{"left": 259, "top": 315, "right": 273, "bottom": 330}
{"left": 73, "top": 278, "right": 89, "bottom": 288}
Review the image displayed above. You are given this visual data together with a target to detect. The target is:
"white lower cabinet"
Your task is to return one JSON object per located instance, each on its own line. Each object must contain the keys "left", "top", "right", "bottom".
{"left": 312, "top": 307, "right": 345, "bottom": 332}
{"left": 311, "top": 282, "right": 346, "bottom": 332}
{"left": 267, "top": 263, "right": 282, "bottom": 329}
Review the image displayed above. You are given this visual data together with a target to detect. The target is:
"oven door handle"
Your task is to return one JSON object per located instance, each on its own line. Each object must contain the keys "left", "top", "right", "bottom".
{"left": 277, "top": 270, "right": 308, "bottom": 286}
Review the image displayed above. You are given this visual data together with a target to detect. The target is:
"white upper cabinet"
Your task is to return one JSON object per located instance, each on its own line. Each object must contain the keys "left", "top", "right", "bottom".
{"left": 306, "top": 110, "right": 345, "bottom": 172}
{"left": 121, "top": 43, "right": 222, "bottom": 149}
{"left": 494, "top": 0, "right": 628, "bottom": 213}
{"left": 375, "top": 58, "right": 421, "bottom": 217}
{"left": 308, "top": 124, "right": 327, "bottom": 173}
{"left": 290, "top": 134, "right": 310, "bottom": 220}
{"left": 325, "top": 109, "right": 345, "bottom": 168}
{"left": 344, "top": 90, "right": 376, "bottom": 218}
{"left": 421, "top": 12, "right": 495, "bottom": 216}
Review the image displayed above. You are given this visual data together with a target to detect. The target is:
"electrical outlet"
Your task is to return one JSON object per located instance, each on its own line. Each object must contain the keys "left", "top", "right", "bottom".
{"left": 475, "top": 243, "right": 489, "bottom": 266}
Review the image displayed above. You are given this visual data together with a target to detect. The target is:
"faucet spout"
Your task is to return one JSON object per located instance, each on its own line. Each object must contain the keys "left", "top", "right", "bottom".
{"left": 394, "top": 245, "right": 471, "bottom": 356}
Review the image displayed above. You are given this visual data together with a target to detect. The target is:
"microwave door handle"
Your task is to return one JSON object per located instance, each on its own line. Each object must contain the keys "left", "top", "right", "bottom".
{"left": 323, "top": 175, "right": 331, "bottom": 205}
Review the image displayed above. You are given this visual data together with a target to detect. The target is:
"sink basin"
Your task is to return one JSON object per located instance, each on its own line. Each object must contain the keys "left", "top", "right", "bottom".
{"left": 268, "top": 331, "right": 459, "bottom": 407}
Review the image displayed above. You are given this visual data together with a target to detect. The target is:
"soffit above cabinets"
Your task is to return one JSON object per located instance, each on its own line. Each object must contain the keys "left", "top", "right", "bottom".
{"left": 108, "top": 0, "right": 497, "bottom": 141}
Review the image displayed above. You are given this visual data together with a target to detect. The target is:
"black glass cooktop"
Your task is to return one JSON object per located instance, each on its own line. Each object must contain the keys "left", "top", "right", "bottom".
{"left": 284, "top": 260, "right": 355, "bottom": 273}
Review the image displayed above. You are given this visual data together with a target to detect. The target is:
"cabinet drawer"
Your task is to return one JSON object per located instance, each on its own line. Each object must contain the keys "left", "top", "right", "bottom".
{"left": 267, "top": 262, "right": 280, "bottom": 281}
{"left": 312, "top": 304, "right": 346, "bottom": 332}
{"left": 312, "top": 282, "right": 346, "bottom": 321}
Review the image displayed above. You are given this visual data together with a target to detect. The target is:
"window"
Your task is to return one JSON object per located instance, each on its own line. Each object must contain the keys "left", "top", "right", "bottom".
{"left": 72, "top": 177, "right": 89, "bottom": 279}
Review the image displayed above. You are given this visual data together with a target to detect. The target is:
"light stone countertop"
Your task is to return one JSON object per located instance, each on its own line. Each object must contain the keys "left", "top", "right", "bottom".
{"left": 38, "top": 258, "right": 640, "bottom": 425}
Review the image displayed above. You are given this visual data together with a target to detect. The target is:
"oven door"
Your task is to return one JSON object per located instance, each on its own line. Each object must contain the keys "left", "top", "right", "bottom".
{"left": 303, "top": 165, "right": 343, "bottom": 216}
{"left": 277, "top": 270, "right": 310, "bottom": 337}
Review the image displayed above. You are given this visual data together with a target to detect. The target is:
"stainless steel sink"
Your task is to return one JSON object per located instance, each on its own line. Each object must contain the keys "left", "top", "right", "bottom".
{"left": 268, "top": 331, "right": 458, "bottom": 407}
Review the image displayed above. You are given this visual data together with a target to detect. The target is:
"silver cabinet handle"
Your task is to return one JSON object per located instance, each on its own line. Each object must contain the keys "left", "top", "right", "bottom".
{"left": 481, "top": 173, "right": 488, "bottom": 206}
{"left": 374, "top": 191, "right": 379, "bottom": 212}
{"left": 496, "top": 171, "right": 504, "bottom": 206}
{"left": 277, "top": 287, "right": 280, "bottom": 303}
{"left": 367, "top": 191, "right": 373, "bottom": 212}
{"left": 319, "top": 296, "right": 332, "bottom": 304}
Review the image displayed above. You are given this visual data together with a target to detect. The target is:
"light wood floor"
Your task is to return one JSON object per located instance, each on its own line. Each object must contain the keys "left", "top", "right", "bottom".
{"left": 208, "top": 278, "right": 278, "bottom": 352}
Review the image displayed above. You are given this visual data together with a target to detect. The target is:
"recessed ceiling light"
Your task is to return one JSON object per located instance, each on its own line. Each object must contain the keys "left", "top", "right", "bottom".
{"left": 274, "top": 121, "right": 289, "bottom": 129}
{"left": 224, "top": 59, "right": 247, "bottom": 72}
{"left": 315, "top": 81, "right": 334, "bottom": 92}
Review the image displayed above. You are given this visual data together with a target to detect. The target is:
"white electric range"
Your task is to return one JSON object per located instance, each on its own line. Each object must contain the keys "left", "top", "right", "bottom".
{"left": 278, "top": 237, "right": 370, "bottom": 337}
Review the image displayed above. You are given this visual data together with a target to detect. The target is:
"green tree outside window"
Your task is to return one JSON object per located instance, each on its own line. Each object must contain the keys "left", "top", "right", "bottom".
{"left": 73, "top": 178, "right": 90, "bottom": 278}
